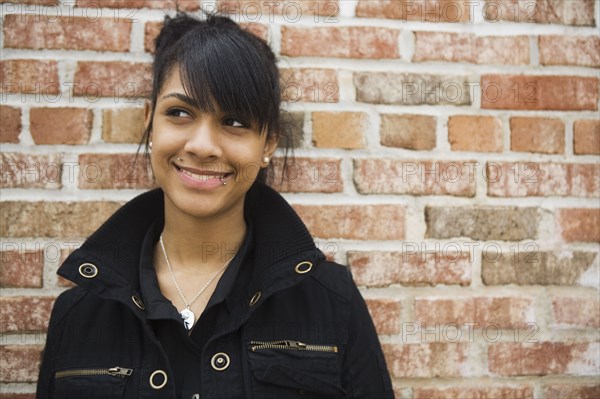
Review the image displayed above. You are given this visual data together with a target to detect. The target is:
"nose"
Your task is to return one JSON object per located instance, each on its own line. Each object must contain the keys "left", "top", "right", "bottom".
{"left": 183, "top": 118, "right": 222, "bottom": 160}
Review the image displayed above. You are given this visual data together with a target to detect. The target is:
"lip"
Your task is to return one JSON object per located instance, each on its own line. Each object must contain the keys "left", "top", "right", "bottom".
{"left": 174, "top": 163, "right": 233, "bottom": 190}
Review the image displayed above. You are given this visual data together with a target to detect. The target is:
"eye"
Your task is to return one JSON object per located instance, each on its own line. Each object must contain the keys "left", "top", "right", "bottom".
{"left": 166, "top": 107, "right": 192, "bottom": 118}
{"left": 222, "top": 117, "right": 246, "bottom": 128}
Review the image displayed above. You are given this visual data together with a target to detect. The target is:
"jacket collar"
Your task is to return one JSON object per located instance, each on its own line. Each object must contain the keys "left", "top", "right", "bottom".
{"left": 58, "top": 183, "right": 324, "bottom": 305}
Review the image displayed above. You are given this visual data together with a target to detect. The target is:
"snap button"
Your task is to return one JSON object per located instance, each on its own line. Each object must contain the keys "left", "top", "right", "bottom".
{"left": 149, "top": 370, "right": 167, "bottom": 389}
{"left": 210, "top": 352, "right": 230, "bottom": 371}
{"left": 131, "top": 295, "right": 145, "bottom": 310}
{"left": 78, "top": 263, "right": 98, "bottom": 279}
{"left": 249, "top": 291, "right": 261, "bottom": 306}
{"left": 294, "top": 261, "right": 313, "bottom": 274}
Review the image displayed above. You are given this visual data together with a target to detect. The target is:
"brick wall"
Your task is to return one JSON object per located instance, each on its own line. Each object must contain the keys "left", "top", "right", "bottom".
{"left": 1, "top": 0, "right": 599, "bottom": 397}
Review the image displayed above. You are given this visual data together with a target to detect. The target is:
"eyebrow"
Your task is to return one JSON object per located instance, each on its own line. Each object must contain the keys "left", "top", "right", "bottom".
{"left": 160, "top": 93, "right": 197, "bottom": 108}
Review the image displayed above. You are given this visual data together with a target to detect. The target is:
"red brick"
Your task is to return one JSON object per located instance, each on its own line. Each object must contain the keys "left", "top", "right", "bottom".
{"left": 552, "top": 296, "right": 600, "bottom": 329}
{"left": 545, "top": 384, "right": 600, "bottom": 399}
{"left": 539, "top": 35, "right": 600, "bottom": 67}
{"left": 0, "top": 345, "right": 43, "bottom": 382}
{"left": 3, "top": 15, "right": 131, "bottom": 51}
{"left": 488, "top": 342, "right": 600, "bottom": 376}
{"left": 293, "top": 205, "right": 404, "bottom": 240}
{"left": 365, "top": 299, "right": 401, "bottom": 335}
{"left": 357, "top": 0, "right": 470, "bottom": 22}
{"left": 0, "top": 297, "right": 55, "bottom": 333}
{"left": 558, "top": 208, "right": 600, "bottom": 243}
{"left": 448, "top": 115, "right": 503, "bottom": 152}
{"left": 414, "top": 32, "right": 529, "bottom": 64}
{"left": 510, "top": 117, "right": 564, "bottom": 154}
{"left": 280, "top": 69, "right": 338, "bottom": 103}
{"left": 574, "top": 120, "right": 600, "bottom": 155}
{"left": 354, "top": 159, "right": 476, "bottom": 196}
{"left": 76, "top": 0, "right": 199, "bottom": 10}
{"left": 102, "top": 107, "right": 146, "bottom": 143}
{"left": 481, "top": 75, "right": 599, "bottom": 111}
{"left": 487, "top": 162, "right": 599, "bottom": 198}
{"left": 1, "top": 153, "right": 62, "bottom": 189}
{"left": 0, "top": 105, "right": 21, "bottom": 143}
{"left": 78, "top": 153, "right": 154, "bottom": 190}
{"left": 0, "top": 0, "right": 56, "bottom": 4}
{"left": 484, "top": 0, "right": 596, "bottom": 26}
{"left": 380, "top": 114, "right": 436, "bottom": 150}
{"left": 217, "top": 0, "right": 339, "bottom": 16}
{"left": 269, "top": 157, "right": 343, "bottom": 193}
{"left": 0, "top": 250, "right": 44, "bottom": 288}
{"left": 30, "top": 107, "right": 92, "bottom": 145}
{"left": 415, "top": 297, "right": 534, "bottom": 329}
{"left": 281, "top": 26, "right": 399, "bottom": 59}
{"left": 0, "top": 201, "right": 122, "bottom": 238}
{"left": 0, "top": 393, "right": 36, "bottom": 399}
{"left": 312, "top": 112, "right": 366, "bottom": 149}
{"left": 347, "top": 251, "right": 471, "bottom": 287}
{"left": 382, "top": 343, "right": 470, "bottom": 378}
{"left": 0, "top": 60, "right": 59, "bottom": 95}
{"left": 414, "top": 386, "right": 534, "bottom": 399}
{"left": 73, "top": 61, "right": 152, "bottom": 98}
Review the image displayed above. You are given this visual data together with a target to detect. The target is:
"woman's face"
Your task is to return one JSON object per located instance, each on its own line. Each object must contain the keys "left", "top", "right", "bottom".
{"left": 148, "top": 68, "right": 277, "bottom": 221}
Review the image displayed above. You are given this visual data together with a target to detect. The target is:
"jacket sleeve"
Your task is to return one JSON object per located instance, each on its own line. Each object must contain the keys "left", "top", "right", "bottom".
{"left": 342, "top": 276, "right": 395, "bottom": 398}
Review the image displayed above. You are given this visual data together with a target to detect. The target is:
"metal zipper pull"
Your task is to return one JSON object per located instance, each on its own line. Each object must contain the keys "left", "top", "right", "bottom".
{"left": 108, "top": 367, "right": 133, "bottom": 377}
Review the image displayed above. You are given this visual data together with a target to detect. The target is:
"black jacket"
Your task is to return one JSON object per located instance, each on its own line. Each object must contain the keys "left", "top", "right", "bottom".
{"left": 36, "top": 183, "right": 394, "bottom": 398}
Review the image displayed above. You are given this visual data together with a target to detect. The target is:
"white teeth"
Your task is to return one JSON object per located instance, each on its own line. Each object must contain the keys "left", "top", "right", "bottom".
{"left": 180, "top": 168, "right": 224, "bottom": 181}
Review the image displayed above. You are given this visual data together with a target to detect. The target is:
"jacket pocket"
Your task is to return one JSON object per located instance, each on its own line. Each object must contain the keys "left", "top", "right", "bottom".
{"left": 247, "top": 340, "right": 344, "bottom": 399}
{"left": 52, "top": 366, "right": 132, "bottom": 399}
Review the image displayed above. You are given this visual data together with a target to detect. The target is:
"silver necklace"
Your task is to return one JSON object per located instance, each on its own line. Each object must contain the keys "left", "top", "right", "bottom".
{"left": 159, "top": 234, "right": 234, "bottom": 331}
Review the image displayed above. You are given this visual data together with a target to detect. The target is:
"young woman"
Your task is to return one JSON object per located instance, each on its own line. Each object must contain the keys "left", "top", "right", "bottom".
{"left": 36, "top": 13, "right": 393, "bottom": 399}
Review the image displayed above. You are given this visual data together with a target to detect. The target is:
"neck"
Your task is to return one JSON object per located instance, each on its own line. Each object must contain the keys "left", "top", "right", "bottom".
{"left": 158, "top": 199, "right": 247, "bottom": 273}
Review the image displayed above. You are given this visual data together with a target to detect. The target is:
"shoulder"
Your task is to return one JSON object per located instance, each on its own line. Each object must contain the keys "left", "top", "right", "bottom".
{"left": 310, "top": 259, "right": 355, "bottom": 303}
{"left": 48, "top": 286, "right": 89, "bottom": 329}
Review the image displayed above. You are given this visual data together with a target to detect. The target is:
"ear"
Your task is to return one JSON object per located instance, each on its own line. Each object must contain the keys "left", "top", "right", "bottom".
{"left": 262, "top": 134, "right": 279, "bottom": 165}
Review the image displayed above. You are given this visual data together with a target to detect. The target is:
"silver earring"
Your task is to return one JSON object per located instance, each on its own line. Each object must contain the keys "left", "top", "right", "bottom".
{"left": 177, "top": 157, "right": 183, "bottom": 162}
{"left": 262, "top": 156, "right": 270, "bottom": 164}
{"left": 149, "top": 141, "right": 152, "bottom": 150}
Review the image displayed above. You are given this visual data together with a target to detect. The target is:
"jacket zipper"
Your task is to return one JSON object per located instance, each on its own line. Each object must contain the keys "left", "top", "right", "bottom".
{"left": 250, "top": 340, "right": 338, "bottom": 353}
{"left": 55, "top": 367, "right": 133, "bottom": 379}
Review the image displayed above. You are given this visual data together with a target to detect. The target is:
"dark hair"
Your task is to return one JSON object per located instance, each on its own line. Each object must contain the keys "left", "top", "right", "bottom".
{"left": 139, "top": 12, "right": 291, "bottom": 183}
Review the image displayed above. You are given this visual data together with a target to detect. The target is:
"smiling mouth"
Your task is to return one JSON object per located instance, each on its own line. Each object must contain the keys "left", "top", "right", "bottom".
{"left": 174, "top": 164, "right": 233, "bottom": 182}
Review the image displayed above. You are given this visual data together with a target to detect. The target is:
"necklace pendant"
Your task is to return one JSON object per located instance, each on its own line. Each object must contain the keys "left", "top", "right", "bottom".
{"left": 180, "top": 308, "right": 195, "bottom": 331}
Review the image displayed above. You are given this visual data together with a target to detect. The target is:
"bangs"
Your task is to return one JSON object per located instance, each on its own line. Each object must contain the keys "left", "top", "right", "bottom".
{"left": 177, "top": 28, "right": 278, "bottom": 134}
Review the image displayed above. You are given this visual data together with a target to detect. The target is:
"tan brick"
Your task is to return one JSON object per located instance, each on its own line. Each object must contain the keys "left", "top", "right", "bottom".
{"left": 481, "top": 75, "right": 599, "bottom": 111}
{"left": 383, "top": 343, "right": 471, "bottom": 378}
{"left": 0, "top": 105, "right": 21, "bottom": 143}
{"left": 545, "top": 384, "right": 600, "bottom": 399}
{"left": 76, "top": 0, "right": 200, "bottom": 10}
{"left": 357, "top": 0, "right": 470, "bottom": 22}
{"left": 269, "top": 157, "right": 343, "bottom": 193}
{"left": 1, "top": 153, "right": 62, "bottom": 189}
{"left": 380, "top": 114, "right": 436, "bottom": 150}
{"left": 102, "top": 107, "right": 146, "bottom": 143}
{"left": 484, "top": 0, "right": 596, "bottom": 26}
{"left": 558, "top": 208, "right": 600, "bottom": 243}
{"left": 3, "top": 15, "right": 131, "bottom": 51}
{"left": 354, "top": 72, "right": 471, "bottom": 106}
{"left": 347, "top": 251, "right": 471, "bottom": 287}
{"left": 0, "top": 0, "right": 57, "bottom": 4}
{"left": 482, "top": 251, "right": 597, "bottom": 286}
{"left": 489, "top": 342, "right": 600, "bottom": 376}
{"left": 365, "top": 299, "right": 401, "bottom": 335}
{"left": 415, "top": 297, "right": 534, "bottom": 329}
{"left": 552, "top": 296, "right": 600, "bottom": 329}
{"left": 312, "top": 112, "right": 366, "bottom": 149}
{"left": 448, "top": 115, "right": 503, "bottom": 152}
{"left": 426, "top": 206, "right": 539, "bottom": 240}
{"left": 281, "top": 26, "right": 399, "bottom": 59}
{"left": 280, "top": 69, "right": 339, "bottom": 103}
{"left": 0, "top": 60, "right": 59, "bottom": 95}
{"left": 414, "top": 386, "right": 534, "bottom": 399}
{"left": 293, "top": 204, "right": 404, "bottom": 240}
{"left": 354, "top": 159, "right": 476, "bottom": 196}
{"left": 0, "top": 345, "right": 43, "bottom": 382}
{"left": 510, "top": 117, "right": 564, "bottom": 154}
{"left": 30, "top": 107, "right": 92, "bottom": 145}
{"left": 574, "top": 120, "right": 600, "bottom": 155}
{"left": 0, "top": 250, "right": 44, "bottom": 288}
{"left": 217, "top": 0, "right": 339, "bottom": 16}
{"left": 0, "top": 201, "right": 122, "bottom": 238}
{"left": 0, "top": 297, "right": 55, "bottom": 333}
{"left": 539, "top": 35, "right": 600, "bottom": 67}
{"left": 487, "top": 162, "right": 599, "bottom": 198}
{"left": 73, "top": 61, "right": 152, "bottom": 98}
{"left": 414, "top": 32, "right": 529, "bottom": 64}
{"left": 78, "top": 153, "right": 154, "bottom": 189}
